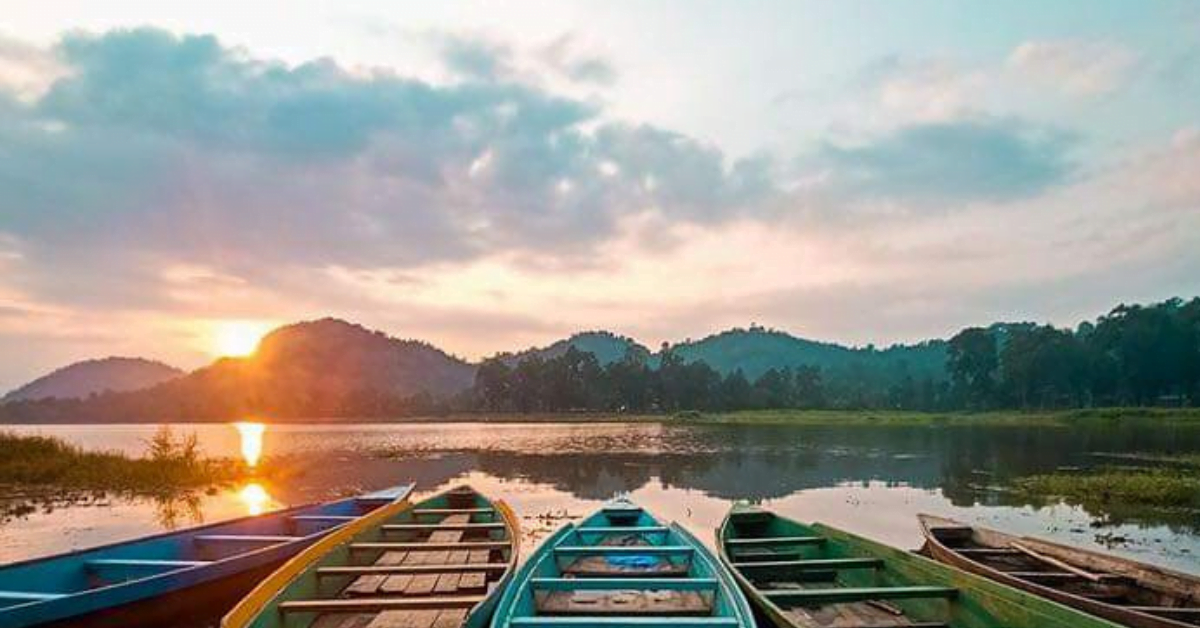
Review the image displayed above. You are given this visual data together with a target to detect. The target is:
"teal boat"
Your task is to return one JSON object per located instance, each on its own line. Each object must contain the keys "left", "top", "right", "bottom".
{"left": 224, "top": 485, "right": 518, "bottom": 628}
{"left": 718, "top": 505, "right": 1124, "bottom": 628}
{"left": 491, "top": 497, "right": 754, "bottom": 628}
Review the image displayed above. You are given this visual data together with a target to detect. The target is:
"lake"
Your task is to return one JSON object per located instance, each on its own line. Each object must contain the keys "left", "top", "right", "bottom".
{"left": 3, "top": 420, "right": 1199, "bottom": 581}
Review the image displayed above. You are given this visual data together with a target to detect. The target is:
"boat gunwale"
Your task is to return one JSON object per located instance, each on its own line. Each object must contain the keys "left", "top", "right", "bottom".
{"left": 716, "top": 506, "right": 1128, "bottom": 628}
{"left": 492, "top": 500, "right": 753, "bottom": 628}
{"left": 221, "top": 484, "right": 519, "bottom": 628}
{"left": 0, "top": 483, "right": 414, "bottom": 626}
{"left": 917, "top": 513, "right": 1199, "bottom": 628}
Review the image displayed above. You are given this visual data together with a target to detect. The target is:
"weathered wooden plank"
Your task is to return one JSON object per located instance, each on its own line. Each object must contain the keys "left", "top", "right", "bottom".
{"left": 535, "top": 589, "right": 712, "bottom": 616}
{"left": 279, "top": 596, "right": 486, "bottom": 613}
{"left": 508, "top": 619, "right": 736, "bottom": 628}
{"left": 431, "top": 608, "right": 468, "bottom": 628}
{"left": 762, "top": 586, "right": 958, "bottom": 605}
{"left": 731, "top": 558, "right": 882, "bottom": 571}
{"left": 404, "top": 573, "right": 440, "bottom": 596}
{"left": 311, "top": 613, "right": 378, "bottom": 628}
{"left": 530, "top": 577, "right": 717, "bottom": 591}
{"left": 383, "top": 523, "right": 505, "bottom": 532}
{"left": 467, "top": 549, "right": 491, "bottom": 564}
{"left": 319, "top": 563, "right": 507, "bottom": 577}
{"left": 378, "top": 574, "right": 414, "bottom": 593}
{"left": 365, "top": 608, "right": 441, "bottom": 628}
{"left": 458, "top": 572, "right": 487, "bottom": 592}
{"left": 352, "top": 541, "right": 509, "bottom": 552}
{"left": 725, "top": 536, "right": 827, "bottom": 546}
{"left": 345, "top": 574, "right": 387, "bottom": 596}
{"left": 434, "top": 572, "right": 462, "bottom": 594}
{"left": 413, "top": 508, "right": 493, "bottom": 516}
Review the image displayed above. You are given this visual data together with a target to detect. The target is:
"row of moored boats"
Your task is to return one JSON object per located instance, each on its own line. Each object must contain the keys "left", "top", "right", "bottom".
{"left": 1, "top": 483, "right": 1197, "bottom": 628}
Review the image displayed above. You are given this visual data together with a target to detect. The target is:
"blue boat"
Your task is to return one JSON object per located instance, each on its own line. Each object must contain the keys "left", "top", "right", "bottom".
{"left": 0, "top": 483, "right": 414, "bottom": 628}
{"left": 490, "top": 497, "right": 755, "bottom": 628}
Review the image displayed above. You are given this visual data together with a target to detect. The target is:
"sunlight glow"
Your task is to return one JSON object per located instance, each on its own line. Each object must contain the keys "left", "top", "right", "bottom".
{"left": 213, "top": 320, "right": 270, "bottom": 357}
{"left": 235, "top": 421, "right": 265, "bottom": 467}
{"left": 238, "top": 482, "right": 271, "bottom": 516}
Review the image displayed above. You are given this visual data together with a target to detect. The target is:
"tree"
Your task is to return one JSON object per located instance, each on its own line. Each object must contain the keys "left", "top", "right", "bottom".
{"left": 947, "top": 327, "right": 998, "bottom": 409}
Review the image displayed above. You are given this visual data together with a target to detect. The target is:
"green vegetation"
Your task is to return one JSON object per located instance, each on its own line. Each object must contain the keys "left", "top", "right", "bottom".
{"left": 678, "top": 407, "right": 1200, "bottom": 427}
{"left": 0, "top": 426, "right": 246, "bottom": 493}
{"left": 1014, "top": 468, "right": 1200, "bottom": 510}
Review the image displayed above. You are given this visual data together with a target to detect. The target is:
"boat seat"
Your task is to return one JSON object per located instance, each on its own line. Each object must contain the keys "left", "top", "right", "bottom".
{"left": 278, "top": 595, "right": 486, "bottom": 614}
{"left": 509, "top": 618, "right": 738, "bottom": 628}
{"left": 318, "top": 562, "right": 509, "bottom": 577}
{"left": 534, "top": 590, "right": 714, "bottom": 616}
{"left": 193, "top": 534, "right": 299, "bottom": 545}
{"left": 575, "top": 527, "right": 670, "bottom": 536}
{"left": 383, "top": 522, "right": 506, "bottom": 532}
{"left": 726, "top": 536, "right": 826, "bottom": 547}
{"left": 413, "top": 508, "right": 494, "bottom": 516}
{"left": 732, "top": 558, "right": 883, "bottom": 571}
{"left": 291, "top": 515, "right": 358, "bottom": 524}
{"left": 350, "top": 540, "right": 510, "bottom": 552}
{"left": 763, "top": 586, "right": 959, "bottom": 605}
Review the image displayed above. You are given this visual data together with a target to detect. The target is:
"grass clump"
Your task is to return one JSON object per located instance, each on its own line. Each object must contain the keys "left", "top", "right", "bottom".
{"left": 1014, "top": 468, "right": 1200, "bottom": 509}
{"left": 0, "top": 426, "right": 245, "bottom": 493}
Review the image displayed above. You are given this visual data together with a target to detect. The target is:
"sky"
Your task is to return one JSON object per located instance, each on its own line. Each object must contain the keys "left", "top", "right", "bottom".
{"left": 1, "top": 0, "right": 1200, "bottom": 390}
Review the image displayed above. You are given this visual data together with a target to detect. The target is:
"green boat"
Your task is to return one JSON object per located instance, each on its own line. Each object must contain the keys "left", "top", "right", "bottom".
{"left": 717, "top": 505, "right": 1124, "bottom": 628}
{"left": 223, "top": 485, "right": 519, "bottom": 628}
{"left": 491, "top": 497, "right": 755, "bottom": 628}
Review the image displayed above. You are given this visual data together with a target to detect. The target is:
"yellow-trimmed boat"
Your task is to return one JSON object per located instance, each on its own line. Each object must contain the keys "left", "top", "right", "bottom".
{"left": 224, "top": 485, "right": 518, "bottom": 628}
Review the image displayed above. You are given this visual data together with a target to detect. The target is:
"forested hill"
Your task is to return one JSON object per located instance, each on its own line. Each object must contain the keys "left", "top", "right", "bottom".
{"left": 670, "top": 326, "right": 946, "bottom": 381}
{"left": 500, "top": 331, "right": 652, "bottom": 367}
{"left": 2, "top": 357, "right": 183, "bottom": 402}
{"left": 2, "top": 297, "right": 1197, "bottom": 422}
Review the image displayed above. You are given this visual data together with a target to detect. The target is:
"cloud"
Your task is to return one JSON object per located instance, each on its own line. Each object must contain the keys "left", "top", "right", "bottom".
{"left": 1007, "top": 40, "right": 1139, "bottom": 96}
{"left": 538, "top": 35, "right": 616, "bottom": 86}
{"left": 859, "top": 55, "right": 986, "bottom": 122}
{"left": 0, "top": 34, "right": 65, "bottom": 101}
{"left": 809, "top": 118, "right": 1076, "bottom": 206}
{"left": 0, "top": 26, "right": 774, "bottom": 330}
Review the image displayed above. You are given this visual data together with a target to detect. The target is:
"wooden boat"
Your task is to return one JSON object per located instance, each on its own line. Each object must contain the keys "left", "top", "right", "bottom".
{"left": 0, "top": 483, "right": 414, "bottom": 628}
{"left": 919, "top": 513, "right": 1200, "bottom": 628}
{"left": 223, "top": 484, "right": 518, "bottom": 628}
{"left": 718, "top": 505, "right": 1126, "bottom": 628}
{"left": 491, "top": 496, "right": 754, "bottom": 628}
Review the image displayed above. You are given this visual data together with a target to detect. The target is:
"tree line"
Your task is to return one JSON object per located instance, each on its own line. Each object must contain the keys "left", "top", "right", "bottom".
{"left": 469, "top": 298, "right": 1200, "bottom": 413}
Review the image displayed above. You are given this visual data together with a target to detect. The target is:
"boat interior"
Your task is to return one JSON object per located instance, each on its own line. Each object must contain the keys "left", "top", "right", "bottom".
{"left": 274, "top": 486, "right": 514, "bottom": 628}
{"left": 926, "top": 522, "right": 1200, "bottom": 627}
{"left": 725, "top": 508, "right": 964, "bottom": 628}
{"left": 0, "top": 492, "right": 395, "bottom": 611}
{"left": 501, "top": 499, "right": 746, "bottom": 628}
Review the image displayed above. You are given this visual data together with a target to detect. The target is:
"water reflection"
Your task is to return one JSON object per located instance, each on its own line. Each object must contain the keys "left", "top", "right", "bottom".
{"left": 238, "top": 482, "right": 271, "bottom": 516}
{"left": 234, "top": 421, "right": 265, "bottom": 467}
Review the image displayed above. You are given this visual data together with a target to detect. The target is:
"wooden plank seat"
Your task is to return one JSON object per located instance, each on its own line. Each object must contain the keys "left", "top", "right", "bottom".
{"left": 535, "top": 590, "right": 713, "bottom": 616}
{"left": 575, "top": 527, "right": 670, "bottom": 536}
{"left": 412, "top": 508, "right": 494, "bottom": 516}
{"left": 762, "top": 586, "right": 959, "bottom": 605}
{"left": 279, "top": 596, "right": 487, "bottom": 613}
{"left": 292, "top": 515, "right": 360, "bottom": 524}
{"left": 383, "top": 523, "right": 506, "bottom": 532}
{"left": 726, "top": 536, "right": 827, "bottom": 547}
{"left": 320, "top": 563, "right": 509, "bottom": 577}
{"left": 732, "top": 558, "right": 883, "bottom": 571}
{"left": 350, "top": 541, "right": 510, "bottom": 552}
{"left": 508, "top": 618, "right": 738, "bottom": 628}
{"left": 556, "top": 545, "right": 693, "bottom": 578}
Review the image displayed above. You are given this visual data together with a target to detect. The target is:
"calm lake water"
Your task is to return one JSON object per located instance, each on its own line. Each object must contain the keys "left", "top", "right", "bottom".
{"left": 4, "top": 420, "right": 1200, "bottom": 580}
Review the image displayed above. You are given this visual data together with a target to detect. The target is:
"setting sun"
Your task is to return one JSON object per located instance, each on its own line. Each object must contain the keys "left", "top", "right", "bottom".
{"left": 213, "top": 321, "right": 271, "bottom": 357}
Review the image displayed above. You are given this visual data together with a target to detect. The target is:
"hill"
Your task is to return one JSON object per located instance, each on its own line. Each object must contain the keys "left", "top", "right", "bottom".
{"left": 3, "top": 357, "right": 183, "bottom": 402}
{"left": 0, "top": 319, "right": 475, "bottom": 422}
{"left": 501, "top": 331, "right": 651, "bottom": 366}
{"left": 669, "top": 325, "right": 947, "bottom": 381}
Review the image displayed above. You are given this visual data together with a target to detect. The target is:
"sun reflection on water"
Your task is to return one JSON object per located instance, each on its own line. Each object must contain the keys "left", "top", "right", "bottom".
{"left": 238, "top": 482, "right": 271, "bottom": 516}
{"left": 234, "top": 421, "right": 265, "bottom": 467}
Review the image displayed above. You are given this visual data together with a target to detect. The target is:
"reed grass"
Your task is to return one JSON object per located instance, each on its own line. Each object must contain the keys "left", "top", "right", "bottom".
{"left": 0, "top": 426, "right": 245, "bottom": 493}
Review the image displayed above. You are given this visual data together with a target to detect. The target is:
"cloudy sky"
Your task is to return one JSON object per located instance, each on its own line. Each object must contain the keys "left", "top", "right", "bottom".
{"left": 2, "top": 1, "right": 1199, "bottom": 389}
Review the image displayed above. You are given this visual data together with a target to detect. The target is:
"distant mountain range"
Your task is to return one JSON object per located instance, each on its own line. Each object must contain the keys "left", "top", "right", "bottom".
{"left": 2, "top": 357, "right": 183, "bottom": 402}
{"left": 0, "top": 318, "right": 944, "bottom": 422}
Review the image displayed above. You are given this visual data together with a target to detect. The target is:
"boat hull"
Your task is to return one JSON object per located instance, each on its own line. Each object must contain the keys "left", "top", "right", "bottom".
{"left": 919, "top": 514, "right": 1200, "bottom": 628}
{"left": 718, "top": 506, "right": 1124, "bottom": 628}
{"left": 223, "top": 485, "right": 519, "bottom": 628}
{"left": 0, "top": 484, "right": 414, "bottom": 628}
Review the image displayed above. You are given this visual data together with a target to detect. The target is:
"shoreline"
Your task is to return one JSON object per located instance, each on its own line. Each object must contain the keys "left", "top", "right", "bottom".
{"left": 2, "top": 407, "right": 1200, "bottom": 427}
